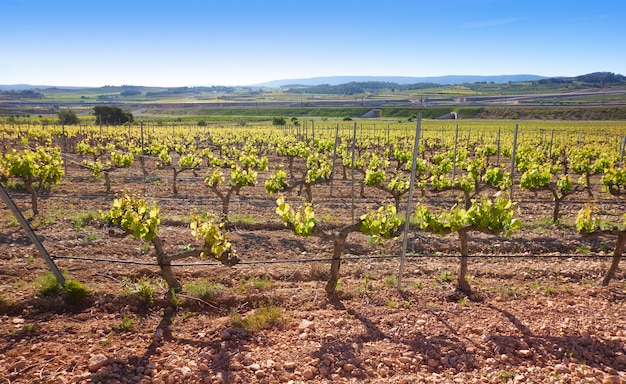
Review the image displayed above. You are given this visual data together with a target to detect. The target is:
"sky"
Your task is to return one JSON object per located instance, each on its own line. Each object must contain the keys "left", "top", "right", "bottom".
{"left": 0, "top": 0, "right": 625, "bottom": 87}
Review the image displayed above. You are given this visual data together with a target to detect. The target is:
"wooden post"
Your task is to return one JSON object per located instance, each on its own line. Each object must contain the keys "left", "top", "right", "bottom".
{"left": 329, "top": 124, "right": 339, "bottom": 197}
{"left": 496, "top": 127, "right": 501, "bottom": 165}
{"left": 549, "top": 129, "right": 555, "bottom": 158}
{"left": 452, "top": 124, "right": 459, "bottom": 183}
{"left": 0, "top": 184, "right": 65, "bottom": 286}
{"left": 351, "top": 122, "right": 357, "bottom": 223}
{"left": 398, "top": 113, "right": 422, "bottom": 290}
{"left": 619, "top": 135, "right": 626, "bottom": 166}
{"left": 509, "top": 124, "right": 519, "bottom": 200}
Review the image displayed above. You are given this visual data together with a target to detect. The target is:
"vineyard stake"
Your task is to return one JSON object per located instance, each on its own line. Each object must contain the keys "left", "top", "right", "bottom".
{"left": 619, "top": 135, "right": 626, "bottom": 167}
{"left": 452, "top": 124, "right": 459, "bottom": 183}
{"left": 329, "top": 124, "right": 339, "bottom": 197}
{"left": 398, "top": 113, "right": 422, "bottom": 290}
{"left": 549, "top": 129, "right": 555, "bottom": 158}
{"left": 509, "top": 124, "right": 519, "bottom": 200}
{"left": 387, "top": 124, "right": 390, "bottom": 145}
{"left": 0, "top": 183, "right": 65, "bottom": 286}
{"left": 351, "top": 121, "right": 357, "bottom": 223}
{"left": 496, "top": 127, "right": 501, "bottom": 165}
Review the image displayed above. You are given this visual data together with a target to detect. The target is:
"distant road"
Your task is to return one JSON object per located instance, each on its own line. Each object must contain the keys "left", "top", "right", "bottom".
{"left": 2, "top": 89, "right": 626, "bottom": 112}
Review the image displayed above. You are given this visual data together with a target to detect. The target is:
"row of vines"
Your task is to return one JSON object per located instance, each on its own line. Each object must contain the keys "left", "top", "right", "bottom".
{"left": 0, "top": 119, "right": 625, "bottom": 296}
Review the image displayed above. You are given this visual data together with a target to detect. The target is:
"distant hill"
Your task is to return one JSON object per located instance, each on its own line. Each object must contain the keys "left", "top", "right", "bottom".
{"left": 0, "top": 84, "right": 86, "bottom": 91}
{"left": 254, "top": 75, "right": 546, "bottom": 87}
{"left": 0, "top": 84, "right": 41, "bottom": 91}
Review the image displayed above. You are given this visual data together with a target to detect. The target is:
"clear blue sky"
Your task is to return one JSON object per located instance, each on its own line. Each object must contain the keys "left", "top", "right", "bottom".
{"left": 1, "top": 0, "right": 624, "bottom": 87}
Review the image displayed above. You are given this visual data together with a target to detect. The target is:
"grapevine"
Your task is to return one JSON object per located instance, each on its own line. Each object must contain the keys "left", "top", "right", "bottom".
{"left": 414, "top": 194, "right": 520, "bottom": 293}
{"left": 276, "top": 195, "right": 400, "bottom": 294}
{"left": 103, "top": 193, "right": 238, "bottom": 291}
{"left": 576, "top": 205, "right": 626, "bottom": 286}
{"left": 2, "top": 146, "right": 64, "bottom": 215}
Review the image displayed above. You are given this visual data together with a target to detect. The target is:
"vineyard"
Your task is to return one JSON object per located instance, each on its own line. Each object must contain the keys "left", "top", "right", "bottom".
{"left": 1, "top": 118, "right": 625, "bottom": 383}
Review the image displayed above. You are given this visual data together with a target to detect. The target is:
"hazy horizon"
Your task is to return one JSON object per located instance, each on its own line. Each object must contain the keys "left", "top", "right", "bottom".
{"left": 1, "top": 0, "right": 624, "bottom": 87}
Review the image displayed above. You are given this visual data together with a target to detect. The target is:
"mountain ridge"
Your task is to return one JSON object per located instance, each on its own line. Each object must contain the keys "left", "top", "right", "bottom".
{"left": 253, "top": 75, "right": 547, "bottom": 87}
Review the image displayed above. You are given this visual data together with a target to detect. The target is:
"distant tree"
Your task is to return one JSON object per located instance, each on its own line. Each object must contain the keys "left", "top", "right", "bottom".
{"left": 57, "top": 110, "right": 80, "bottom": 125}
{"left": 2, "top": 90, "right": 44, "bottom": 99}
{"left": 93, "top": 106, "right": 133, "bottom": 126}
{"left": 576, "top": 72, "right": 626, "bottom": 85}
{"left": 197, "top": 120, "right": 207, "bottom": 127}
{"left": 272, "top": 116, "right": 287, "bottom": 126}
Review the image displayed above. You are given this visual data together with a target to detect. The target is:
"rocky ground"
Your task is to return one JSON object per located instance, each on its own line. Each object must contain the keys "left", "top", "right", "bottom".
{"left": 0, "top": 159, "right": 625, "bottom": 384}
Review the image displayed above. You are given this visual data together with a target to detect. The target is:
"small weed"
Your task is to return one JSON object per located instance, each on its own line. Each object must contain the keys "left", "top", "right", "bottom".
{"left": 252, "top": 275, "right": 272, "bottom": 289}
{"left": 114, "top": 315, "right": 136, "bottom": 333}
{"left": 321, "top": 212, "right": 338, "bottom": 224}
{"left": 63, "top": 279, "right": 90, "bottom": 305}
{"left": 23, "top": 323, "right": 37, "bottom": 333}
{"left": 543, "top": 286, "right": 556, "bottom": 295}
{"left": 230, "top": 302, "right": 285, "bottom": 331}
{"left": 357, "top": 273, "right": 372, "bottom": 295}
{"left": 73, "top": 210, "right": 98, "bottom": 230}
{"left": 575, "top": 245, "right": 591, "bottom": 255}
{"left": 30, "top": 213, "right": 57, "bottom": 229}
{"left": 83, "top": 232, "right": 99, "bottom": 242}
{"left": 26, "top": 255, "right": 35, "bottom": 262}
{"left": 525, "top": 217, "right": 555, "bottom": 233}
{"left": 100, "top": 331, "right": 113, "bottom": 346}
{"left": 184, "top": 280, "right": 224, "bottom": 301}
{"left": 180, "top": 311, "right": 197, "bottom": 321}
{"left": 457, "top": 297, "right": 468, "bottom": 306}
{"left": 385, "top": 299, "right": 398, "bottom": 308}
{"left": 33, "top": 271, "right": 62, "bottom": 297}
{"left": 438, "top": 271, "right": 453, "bottom": 283}
{"left": 134, "top": 276, "right": 156, "bottom": 306}
{"left": 383, "top": 274, "right": 397, "bottom": 288}
{"left": 500, "top": 286, "right": 525, "bottom": 300}
{"left": 402, "top": 301, "right": 411, "bottom": 309}
{"left": 170, "top": 289, "right": 184, "bottom": 308}
{"left": 411, "top": 280, "right": 423, "bottom": 289}
{"left": 139, "top": 244, "right": 151, "bottom": 253}
{"left": 229, "top": 213, "right": 256, "bottom": 225}
{"left": 239, "top": 275, "right": 272, "bottom": 292}
{"left": 531, "top": 281, "right": 556, "bottom": 295}
{"left": 499, "top": 370, "right": 515, "bottom": 382}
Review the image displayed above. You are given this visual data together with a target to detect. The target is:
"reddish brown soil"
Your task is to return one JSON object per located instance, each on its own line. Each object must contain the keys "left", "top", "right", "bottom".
{"left": 1, "top": 156, "right": 625, "bottom": 384}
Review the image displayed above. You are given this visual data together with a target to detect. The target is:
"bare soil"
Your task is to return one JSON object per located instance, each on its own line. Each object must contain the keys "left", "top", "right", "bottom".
{"left": 1, "top": 157, "right": 625, "bottom": 384}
